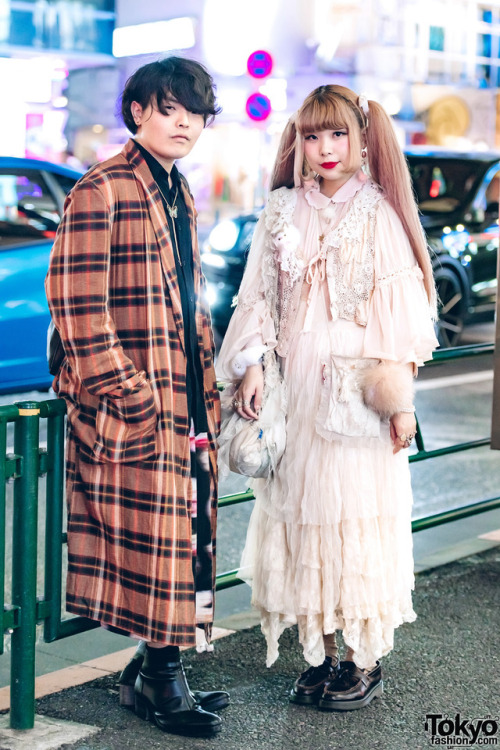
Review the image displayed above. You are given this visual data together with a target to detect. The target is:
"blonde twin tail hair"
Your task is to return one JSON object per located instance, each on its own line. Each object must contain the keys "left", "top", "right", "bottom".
{"left": 270, "top": 118, "right": 298, "bottom": 191}
{"left": 269, "top": 86, "right": 437, "bottom": 313}
{"left": 365, "top": 99, "right": 437, "bottom": 313}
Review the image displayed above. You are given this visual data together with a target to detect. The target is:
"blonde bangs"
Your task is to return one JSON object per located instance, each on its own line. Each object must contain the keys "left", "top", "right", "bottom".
{"left": 297, "top": 89, "right": 363, "bottom": 172}
{"left": 296, "top": 95, "right": 351, "bottom": 135}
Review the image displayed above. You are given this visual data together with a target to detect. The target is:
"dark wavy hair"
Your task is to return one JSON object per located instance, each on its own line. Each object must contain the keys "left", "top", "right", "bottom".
{"left": 121, "top": 56, "right": 221, "bottom": 133}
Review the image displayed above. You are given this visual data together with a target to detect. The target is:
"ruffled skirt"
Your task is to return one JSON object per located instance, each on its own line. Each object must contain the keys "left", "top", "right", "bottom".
{"left": 239, "top": 327, "right": 416, "bottom": 670}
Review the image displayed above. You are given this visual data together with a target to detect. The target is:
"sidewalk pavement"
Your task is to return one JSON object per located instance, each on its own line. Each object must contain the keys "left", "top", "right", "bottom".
{"left": 0, "top": 544, "right": 498, "bottom": 750}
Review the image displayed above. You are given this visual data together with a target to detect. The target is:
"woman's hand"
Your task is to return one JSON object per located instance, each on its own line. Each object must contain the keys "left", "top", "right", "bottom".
{"left": 390, "top": 412, "right": 417, "bottom": 455}
{"left": 232, "top": 364, "right": 264, "bottom": 420}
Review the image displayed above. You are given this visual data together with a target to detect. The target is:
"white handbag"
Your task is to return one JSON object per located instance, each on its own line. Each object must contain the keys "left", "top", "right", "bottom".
{"left": 218, "top": 349, "right": 287, "bottom": 479}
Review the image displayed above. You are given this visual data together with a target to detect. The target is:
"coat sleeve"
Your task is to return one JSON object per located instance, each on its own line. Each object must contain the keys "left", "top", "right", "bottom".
{"left": 45, "top": 179, "right": 146, "bottom": 398}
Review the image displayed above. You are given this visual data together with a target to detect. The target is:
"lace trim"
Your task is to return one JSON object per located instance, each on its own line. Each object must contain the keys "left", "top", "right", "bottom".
{"left": 236, "top": 290, "right": 266, "bottom": 312}
{"left": 255, "top": 183, "right": 384, "bottom": 353}
{"left": 324, "top": 183, "right": 383, "bottom": 323}
{"left": 376, "top": 264, "right": 423, "bottom": 287}
{"left": 265, "top": 187, "right": 303, "bottom": 283}
{"left": 264, "top": 186, "right": 297, "bottom": 234}
{"left": 262, "top": 188, "right": 300, "bottom": 343}
{"left": 321, "top": 182, "right": 382, "bottom": 255}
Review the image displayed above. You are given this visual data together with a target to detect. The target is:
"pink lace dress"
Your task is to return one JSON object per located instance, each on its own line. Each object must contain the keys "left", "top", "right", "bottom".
{"left": 216, "top": 171, "right": 438, "bottom": 669}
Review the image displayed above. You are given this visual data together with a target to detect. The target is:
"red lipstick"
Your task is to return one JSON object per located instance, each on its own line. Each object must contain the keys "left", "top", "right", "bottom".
{"left": 321, "top": 162, "right": 338, "bottom": 169}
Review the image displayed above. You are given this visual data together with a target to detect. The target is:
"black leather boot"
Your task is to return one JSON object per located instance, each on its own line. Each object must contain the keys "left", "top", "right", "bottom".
{"left": 134, "top": 660, "right": 222, "bottom": 737}
{"left": 119, "top": 641, "right": 147, "bottom": 706}
{"left": 119, "top": 643, "right": 229, "bottom": 712}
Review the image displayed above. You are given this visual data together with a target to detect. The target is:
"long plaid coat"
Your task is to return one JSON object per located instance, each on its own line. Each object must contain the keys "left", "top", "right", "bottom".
{"left": 45, "top": 139, "right": 220, "bottom": 646}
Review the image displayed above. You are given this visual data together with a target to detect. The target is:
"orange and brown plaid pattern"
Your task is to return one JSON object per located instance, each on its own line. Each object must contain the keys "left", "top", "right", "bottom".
{"left": 45, "top": 139, "right": 220, "bottom": 645}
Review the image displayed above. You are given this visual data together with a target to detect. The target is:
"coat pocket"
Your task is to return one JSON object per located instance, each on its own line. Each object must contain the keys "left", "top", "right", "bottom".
{"left": 93, "top": 382, "right": 158, "bottom": 463}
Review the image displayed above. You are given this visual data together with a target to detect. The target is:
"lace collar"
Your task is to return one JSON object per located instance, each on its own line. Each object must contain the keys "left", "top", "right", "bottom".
{"left": 304, "top": 170, "right": 367, "bottom": 209}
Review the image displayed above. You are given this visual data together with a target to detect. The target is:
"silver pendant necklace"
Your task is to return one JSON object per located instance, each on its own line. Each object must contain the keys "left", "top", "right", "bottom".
{"left": 157, "top": 183, "right": 178, "bottom": 219}
{"left": 156, "top": 182, "right": 182, "bottom": 266}
{"left": 167, "top": 192, "right": 178, "bottom": 219}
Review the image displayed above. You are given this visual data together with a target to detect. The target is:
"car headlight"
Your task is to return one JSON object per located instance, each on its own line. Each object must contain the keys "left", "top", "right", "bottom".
{"left": 204, "top": 282, "right": 218, "bottom": 306}
{"left": 201, "top": 252, "right": 227, "bottom": 269}
{"left": 441, "top": 229, "right": 470, "bottom": 258}
{"left": 207, "top": 220, "right": 239, "bottom": 252}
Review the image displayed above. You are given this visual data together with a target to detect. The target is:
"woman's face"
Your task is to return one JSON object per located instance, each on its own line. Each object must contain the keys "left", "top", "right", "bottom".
{"left": 303, "top": 128, "right": 359, "bottom": 197}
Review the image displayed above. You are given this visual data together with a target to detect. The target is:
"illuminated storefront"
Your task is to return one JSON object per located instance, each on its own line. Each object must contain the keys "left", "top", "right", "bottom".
{"left": 3, "top": 0, "right": 500, "bottom": 213}
{"left": 0, "top": 0, "right": 115, "bottom": 161}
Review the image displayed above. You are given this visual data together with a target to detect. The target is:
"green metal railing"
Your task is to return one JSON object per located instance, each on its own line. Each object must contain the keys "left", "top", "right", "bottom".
{"left": 217, "top": 342, "right": 500, "bottom": 587}
{"left": 1, "top": 341, "right": 499, "bottom": 729}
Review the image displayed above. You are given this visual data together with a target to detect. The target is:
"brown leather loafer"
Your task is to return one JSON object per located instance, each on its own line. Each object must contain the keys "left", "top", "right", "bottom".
{"left": 289, "top": 657, "right": 339, "bottom": 705}
{"left": 318, "top": 660, "right": 383, "bottom": 711}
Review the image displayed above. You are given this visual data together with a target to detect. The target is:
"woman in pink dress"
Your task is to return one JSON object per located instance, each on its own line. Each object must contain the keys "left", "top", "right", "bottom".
{"left": 216, "top": 85, "right": 438, "bottom": 711}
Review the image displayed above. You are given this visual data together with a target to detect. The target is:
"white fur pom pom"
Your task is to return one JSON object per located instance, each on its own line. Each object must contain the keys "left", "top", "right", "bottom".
{"left": 360, "top": 361, "right": 414, "bottom": 420}
{"left": 274, "top": 224, "right": 301, "bottom": 258}
{"left": 230, "top": 345, "right": 267, "bottom": 378}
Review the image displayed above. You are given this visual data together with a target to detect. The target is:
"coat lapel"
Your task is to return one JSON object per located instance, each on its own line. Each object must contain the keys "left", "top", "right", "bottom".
{"left": 124, "top": 140, "right": 186, "bottom": 354}
{"left": 178, "top": 176, "right": 201, "bottom": 298}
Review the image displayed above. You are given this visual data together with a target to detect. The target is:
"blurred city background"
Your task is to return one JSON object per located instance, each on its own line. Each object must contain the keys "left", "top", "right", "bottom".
{"left": 1, "top": 0, "right": 500, "bottom": 225}
{"left": 1, "top": 0, "right": 500, "bottom": 697}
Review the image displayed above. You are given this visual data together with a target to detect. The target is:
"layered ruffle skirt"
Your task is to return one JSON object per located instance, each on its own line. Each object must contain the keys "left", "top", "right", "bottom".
{"left": 239, "top": 327, "right": 416, "bottom": 670}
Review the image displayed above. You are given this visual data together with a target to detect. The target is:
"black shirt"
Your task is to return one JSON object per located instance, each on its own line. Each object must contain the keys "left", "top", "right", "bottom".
{"left": 135, "top": 141, "right": 208, "bottom": 433}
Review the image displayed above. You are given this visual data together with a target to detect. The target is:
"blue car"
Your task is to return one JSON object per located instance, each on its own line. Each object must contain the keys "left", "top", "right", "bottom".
{"left": 0, "top": 156, "right": 82, "bottom": 394}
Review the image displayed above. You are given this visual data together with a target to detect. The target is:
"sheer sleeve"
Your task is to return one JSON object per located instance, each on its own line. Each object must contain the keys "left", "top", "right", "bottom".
{"left": 216, "top": 210, "right": 278, "bottom": 381}
{"left": 363, "top": 201, "right": 438, "bottom": 366}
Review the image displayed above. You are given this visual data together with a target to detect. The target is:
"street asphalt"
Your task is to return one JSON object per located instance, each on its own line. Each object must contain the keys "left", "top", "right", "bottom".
{"left": 14, "top": 544, "right": 499, "bottom": 750}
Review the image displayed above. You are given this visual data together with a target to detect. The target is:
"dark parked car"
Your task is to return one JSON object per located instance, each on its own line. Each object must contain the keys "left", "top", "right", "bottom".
{"left": 202, "top": 148, "right": 500, "bottom": 348}
{"left": 1, "top": 149, "right": 498, "bottom": 395}
{"left": 407, "top": 148, "right": 499, "bottom": 346}
{"left": 0, "top": 156, "right": 82, "bottom": 393}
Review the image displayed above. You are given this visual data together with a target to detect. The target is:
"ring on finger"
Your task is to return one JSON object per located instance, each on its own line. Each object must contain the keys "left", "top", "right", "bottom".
{"left": 242, "top": 399, "right": 251, "bottom": 406}
{"left": 399, "top": 432, "right": 414, "bottom": 447}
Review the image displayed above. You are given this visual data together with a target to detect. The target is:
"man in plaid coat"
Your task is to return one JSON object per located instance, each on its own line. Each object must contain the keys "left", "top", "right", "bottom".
{"left": 45, "top": 57, "right": 227, "bottom": 738}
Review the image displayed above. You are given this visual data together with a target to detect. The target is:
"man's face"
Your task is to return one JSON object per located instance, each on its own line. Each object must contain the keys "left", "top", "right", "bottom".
{"left": 131, "top": 96, "right": 205, "bottom": 171}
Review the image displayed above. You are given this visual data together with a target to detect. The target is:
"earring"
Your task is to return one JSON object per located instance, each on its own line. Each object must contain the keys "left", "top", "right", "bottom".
{"left": 360, "top": 147, "right": 369, "bottom": 180}
{"left": 302, "top": 157, "right": 315, "bottom": 182}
